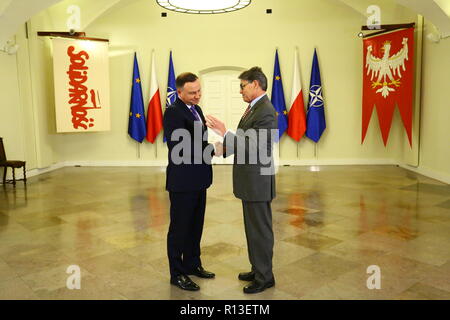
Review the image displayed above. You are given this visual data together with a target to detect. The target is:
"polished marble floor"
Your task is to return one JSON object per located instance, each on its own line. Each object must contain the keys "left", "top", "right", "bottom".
{"left": 0, "top": 165, "right": 449, "bottom": 300}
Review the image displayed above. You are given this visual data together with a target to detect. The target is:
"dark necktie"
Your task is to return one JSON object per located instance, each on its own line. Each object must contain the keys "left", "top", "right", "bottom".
{"left": 190, "top": 106, "right": 201, "bottom": 121}
{"left": 241, "top": 105, "right": 251, "bottom": 120}
{"left": 190, "top": 106, "right": 204, "bottom": 127}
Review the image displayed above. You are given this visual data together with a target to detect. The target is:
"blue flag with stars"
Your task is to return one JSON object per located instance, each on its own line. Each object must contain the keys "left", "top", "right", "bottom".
{"left": 128, "top": 53, "right": 147, "bottom": 143}
{"left": 163, "top": 51, "right": 178, "bottom": 143}
{"left": 305, "top": 49, "right": 326, "bottom": 143}
{"left": 271, "top": 50, "right": 288, "bottom": 139}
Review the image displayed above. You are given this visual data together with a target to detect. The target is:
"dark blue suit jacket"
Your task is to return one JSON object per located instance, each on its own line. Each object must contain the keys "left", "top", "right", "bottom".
{"left": 163, "top": 98, "right": 213, "bottom": 192}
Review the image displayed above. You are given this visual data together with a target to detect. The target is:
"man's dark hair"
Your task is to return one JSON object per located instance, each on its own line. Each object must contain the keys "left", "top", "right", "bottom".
{"left": 239, "top": 67, "right": 267, "bottom": 91}
{"left": 176, "top": 72, "right": 198, "bottom": 89}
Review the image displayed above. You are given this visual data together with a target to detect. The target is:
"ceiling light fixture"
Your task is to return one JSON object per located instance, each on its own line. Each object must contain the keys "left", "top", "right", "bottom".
{"left": 156, "top": 0, "right": 251, "bottom": 14}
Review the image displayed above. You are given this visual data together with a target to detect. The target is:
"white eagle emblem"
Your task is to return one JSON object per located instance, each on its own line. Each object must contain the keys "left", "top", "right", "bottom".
{"left": 365, "top": 38, "right": 409, "bottom": 98}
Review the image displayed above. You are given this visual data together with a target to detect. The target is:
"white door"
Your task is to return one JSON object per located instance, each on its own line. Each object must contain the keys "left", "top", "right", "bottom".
{"left": 200, "top": 69, "right": 247, "bottom": 164}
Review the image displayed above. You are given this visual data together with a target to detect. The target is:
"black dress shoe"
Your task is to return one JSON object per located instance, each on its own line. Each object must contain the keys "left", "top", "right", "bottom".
{"left": 238, "top": 271, "right": 255, "bottom": 281}
{"left": 243, "top": 278, "right": 275, "bottom": 294}
{"left": 190, "top": 266, "right": 215, "bottom": 279}
{"left": 170, "top": 275, "right": 200, "bottom": 291}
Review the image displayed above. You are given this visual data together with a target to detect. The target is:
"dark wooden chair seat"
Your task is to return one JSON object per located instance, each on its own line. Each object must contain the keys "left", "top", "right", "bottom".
{"left": 3, "top": 160, "right": 26, "bottom": 168}
{"left": 0, "top": 137, "right": 26, "bottom": 186}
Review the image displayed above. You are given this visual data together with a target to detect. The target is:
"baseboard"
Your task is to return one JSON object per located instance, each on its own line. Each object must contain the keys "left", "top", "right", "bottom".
{"left": 9, "top": 162, "right": 65, "bottom": 179}
{"left": 63, "top": 160, "right": 168, "bottom": 167}
{"left": 278, "top": 159, "right": 396, "bottom": 166}
{"left": 6, "top": 161, "right": 167, "bottom": 180}
{"left": 399, "top": 164, "right": 450, "bottom": 184}
{"left": 16, "top": 160, "right": 449, "bottom": 186}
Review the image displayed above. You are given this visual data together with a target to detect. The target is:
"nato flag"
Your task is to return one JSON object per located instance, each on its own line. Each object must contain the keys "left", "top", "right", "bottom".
{"left": 128, "top": 53, "right": 147, "bottom": 143}
{"left": 271, "top": 50, "right": 288, "bottom": 139}
{"left": 163, "top": 51, "right": 178, "bottom": 143}
{"left": 166, "top": 51, "right": 178, "bottom": 107}
{"left": 305, "top": 49, "right": 326, "bottom": 143}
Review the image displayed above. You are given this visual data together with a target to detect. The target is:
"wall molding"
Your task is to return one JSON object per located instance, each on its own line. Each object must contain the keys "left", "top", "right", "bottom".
{"left": 278, "top": 159, "right": 397, "bottom": 166}
{"left": 399, "top": 164, "right": 450, "bottom": 184}
{"left": 25, "top": 162, "right": 65, "bottom": 178}
{"left": 15, "top": 160, "right": 448, "bottom": 186}
{"left": 63, "top": 160, "right": 168, "bottom": 167}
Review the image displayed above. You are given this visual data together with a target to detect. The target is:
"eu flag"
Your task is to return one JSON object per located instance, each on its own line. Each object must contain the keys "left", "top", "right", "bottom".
{"left": 128, "top": 53, "right": 147, "bottom": 143}
{"left": 163, "top": 51, "right": 178, "bottom": 143}
{"left": 305, "top": 49, "right": 326, "bottom": 143}
{"left": 271, "top": 50, "right": 288, "bottom": 139}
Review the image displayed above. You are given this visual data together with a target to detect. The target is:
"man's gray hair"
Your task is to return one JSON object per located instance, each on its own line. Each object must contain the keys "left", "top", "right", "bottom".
{"left": 239, "top": 67, "right": 268, "bottom": 91}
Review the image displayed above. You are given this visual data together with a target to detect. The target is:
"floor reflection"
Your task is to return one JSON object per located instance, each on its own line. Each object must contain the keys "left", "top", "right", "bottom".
{"left": 0, "top": 165, "right": 449, "bottom": 300}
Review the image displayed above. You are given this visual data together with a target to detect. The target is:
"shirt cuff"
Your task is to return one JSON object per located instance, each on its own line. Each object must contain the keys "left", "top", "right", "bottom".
{"left": 224, "top": 130, "right": 235, "bottom": 140}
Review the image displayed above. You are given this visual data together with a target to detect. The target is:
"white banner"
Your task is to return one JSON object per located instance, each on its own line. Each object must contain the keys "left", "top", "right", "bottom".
{"left": 52, "top": 38, "right": 110, "bottom": 132}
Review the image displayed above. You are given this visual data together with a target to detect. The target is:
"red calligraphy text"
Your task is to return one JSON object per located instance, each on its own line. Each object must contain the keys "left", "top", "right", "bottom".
{"left": 67, "top": 45, "right": 101, "bottom": 130}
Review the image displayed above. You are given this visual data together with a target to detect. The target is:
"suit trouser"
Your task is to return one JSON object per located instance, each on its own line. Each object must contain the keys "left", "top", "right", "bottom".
{"left": 242, "top": 200, "right": 274, "bottom": 284}
{"left": 167, "top": 189, "right": 206, "bottom": 278}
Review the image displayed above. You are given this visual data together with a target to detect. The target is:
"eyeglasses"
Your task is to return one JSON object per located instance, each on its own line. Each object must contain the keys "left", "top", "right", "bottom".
{"left": 240, "top": 82, "right": 251, "bottom": 90}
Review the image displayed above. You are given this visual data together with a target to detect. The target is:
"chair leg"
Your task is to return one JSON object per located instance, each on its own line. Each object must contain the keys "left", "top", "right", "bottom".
{"left": 2, "top": 167, "right": 6, "bottom": 184}
{"left": 12, "top": 168, "right": 16, "bottom": 186}
{"left": 23, "top": 164, "right": 27, "bottom": 183}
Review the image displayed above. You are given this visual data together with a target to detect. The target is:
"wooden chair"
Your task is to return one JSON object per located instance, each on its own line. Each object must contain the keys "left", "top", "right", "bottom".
{"left": 0, "top": 137, "right": 26, "bottom": 186}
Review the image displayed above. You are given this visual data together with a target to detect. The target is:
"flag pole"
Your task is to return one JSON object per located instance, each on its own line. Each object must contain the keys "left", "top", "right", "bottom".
{"left": 152, "top": 48, "right": 158, "bottom": 161}
{"left": 314, "top": 143, "right": 317, "bottom": 158}
{"left": 295, "top": 46, "right": 299, "bottom": 161}
{"left": 279, "top": 140, "right": 282, "bottom": 159}
{"left": 137, "top": 143, "right": 141, "bottom": 159}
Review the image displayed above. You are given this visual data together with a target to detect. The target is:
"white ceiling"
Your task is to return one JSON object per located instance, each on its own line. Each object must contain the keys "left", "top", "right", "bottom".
{"left": 434, "top": 0, "right": 450, "bottom": 17}
{"left": 0, "top": 0, "right": 62, "bottom": 46}
{"left": 0, "top": 0, "right": 13, "bottom": 16}
{"left": 338, "top": 0, "right": 450, "bottom": 38}
{"left": 396, "top": 0, "right": 450, "bottom": 37}
{"left": 0, "top": 0, "right": 449, "bottom": 48}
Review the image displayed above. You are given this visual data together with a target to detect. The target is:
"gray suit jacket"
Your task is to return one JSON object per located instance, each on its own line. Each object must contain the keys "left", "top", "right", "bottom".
{"left": 223, "top": 95, "right": 277, "bottom": 202}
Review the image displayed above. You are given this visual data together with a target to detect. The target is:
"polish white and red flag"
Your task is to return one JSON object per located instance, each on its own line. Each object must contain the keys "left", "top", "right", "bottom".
{"left": 287, "top": 48, "right": 307, "bottom": 141}
{"left": 146, "top": 51, "right": 163, "bottom": 143}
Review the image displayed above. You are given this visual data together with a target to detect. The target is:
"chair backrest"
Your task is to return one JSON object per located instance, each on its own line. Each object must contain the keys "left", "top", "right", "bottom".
{"left": 0, "top": 137, "right": 7, "bottom": 162}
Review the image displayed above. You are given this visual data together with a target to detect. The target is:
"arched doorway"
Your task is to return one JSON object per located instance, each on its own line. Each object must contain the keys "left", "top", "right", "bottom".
{"left": 199, "top": 66, "right": 247, "bottom": 164}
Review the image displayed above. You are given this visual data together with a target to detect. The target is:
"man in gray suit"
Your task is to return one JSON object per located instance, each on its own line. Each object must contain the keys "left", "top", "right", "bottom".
{"left": 206, "top": 67, "right": 277, "bottom": 294}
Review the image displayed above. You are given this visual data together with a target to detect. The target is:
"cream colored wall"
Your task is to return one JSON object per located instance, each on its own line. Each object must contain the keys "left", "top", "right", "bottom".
{"left": 18, "top": 17, "right": 58, "bottom": 169}
{"left": 44, "top": 0, "right": 418, "bottom": 164}
{"left": 15, "top": 24, "right": 38, "bottom": 170}
{"left": 0, "top": 42, "right": 25, "bottom": 163}
{"left": 417, "top": 20, "right": 450, "bottom": 182}
{"left": 3, "top": 0, "right": 448, "bottom": 182}
{"left": 1, "top": 15, "right": 59, "bottom": 173}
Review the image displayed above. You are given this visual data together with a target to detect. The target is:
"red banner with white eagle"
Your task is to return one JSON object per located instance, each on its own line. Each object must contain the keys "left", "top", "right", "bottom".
{"left": 362, "top": 27, "right": 414, "bottom": 146}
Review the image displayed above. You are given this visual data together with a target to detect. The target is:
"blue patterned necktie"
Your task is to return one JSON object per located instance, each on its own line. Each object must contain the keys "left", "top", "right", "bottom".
{"left": 189, "top": 106, "right": 204, "bottom": 127}
{"left": 189, "top": 106, "right": 201, "bottom": 121}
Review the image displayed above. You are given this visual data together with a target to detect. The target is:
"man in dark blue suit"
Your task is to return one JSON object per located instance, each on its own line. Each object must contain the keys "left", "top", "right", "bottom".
{"left": 163, "top": 72, "right": 222, "bottom": 291}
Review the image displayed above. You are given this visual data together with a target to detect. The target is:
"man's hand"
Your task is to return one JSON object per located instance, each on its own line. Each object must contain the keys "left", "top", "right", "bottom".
{"left": 214, "top": 141, "right": 223, "bottom": 157}
{"left": 205, "top": 115, "right": 227, "bottom": 137}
